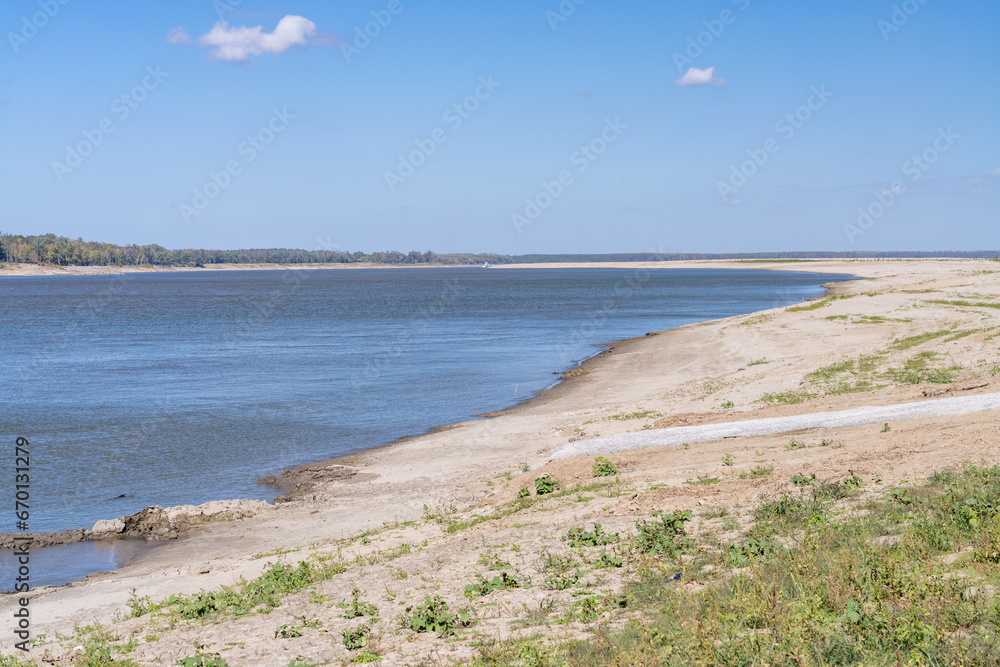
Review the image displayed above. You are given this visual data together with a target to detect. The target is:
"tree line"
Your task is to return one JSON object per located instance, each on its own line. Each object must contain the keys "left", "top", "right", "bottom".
{"left": 0, "top": 233, "right": 513, "bottom": 268}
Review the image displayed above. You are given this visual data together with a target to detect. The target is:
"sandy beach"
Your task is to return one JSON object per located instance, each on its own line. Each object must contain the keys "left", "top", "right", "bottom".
{"left": 5, "top": 258, "right": 1000, "bottom": 664}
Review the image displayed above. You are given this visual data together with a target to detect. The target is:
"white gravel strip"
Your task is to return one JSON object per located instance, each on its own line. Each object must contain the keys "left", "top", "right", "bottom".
{"left": 551, "top": 392, "right": 1000, "bottom": 459}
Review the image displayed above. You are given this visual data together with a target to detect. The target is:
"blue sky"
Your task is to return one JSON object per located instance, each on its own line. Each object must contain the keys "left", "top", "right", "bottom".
{"left": 2, "top": 0, "right": 997, "bottom": 254}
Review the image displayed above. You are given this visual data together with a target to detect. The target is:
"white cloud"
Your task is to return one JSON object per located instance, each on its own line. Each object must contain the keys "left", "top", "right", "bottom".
{"left": 673, "top": 66, "right": 726, "bottom": 87}
{"left": 166, "top": 27, "right": 191, "bottom": 44}
{"left": 194, "top": 15, "right": 317, "bottom": 63}
{"left": 989, "top": 168, "right": 1000, "bottom": 177}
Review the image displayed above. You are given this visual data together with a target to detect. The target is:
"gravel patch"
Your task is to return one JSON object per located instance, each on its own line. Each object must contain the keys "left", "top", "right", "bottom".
{"left": 551, "top": 393, "right": 1000, "bottom": 459}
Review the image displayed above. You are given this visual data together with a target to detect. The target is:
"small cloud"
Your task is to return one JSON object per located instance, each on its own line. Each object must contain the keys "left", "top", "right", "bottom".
{"left": 166, "top": 26, "right": 191, "bottom": 44}
{"left": 989, "top": 168, "right": 1000, "bottom": 177}
{"left": 577, "top": 92, "right": 593, "bottom": 98}
{"left": 673, "top": 66, "right": 726, "bottom": 87}
{"left": 191, "top": 15, "right": 317, "bottom": 64}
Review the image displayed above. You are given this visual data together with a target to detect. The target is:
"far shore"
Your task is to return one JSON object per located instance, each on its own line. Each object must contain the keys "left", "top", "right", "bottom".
{"left": 0, "top": 256, "right": 980, "bottom": 279}
{"left": 7, "top": 257, "right": 1000, "bottom": 665}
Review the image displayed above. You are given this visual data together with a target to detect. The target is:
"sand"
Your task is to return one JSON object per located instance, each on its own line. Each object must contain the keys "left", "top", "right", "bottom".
{"left": 4, "top": 258, "right": 1000, "bottom": 664}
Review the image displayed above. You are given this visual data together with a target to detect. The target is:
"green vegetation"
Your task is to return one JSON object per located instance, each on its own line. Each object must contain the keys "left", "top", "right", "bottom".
{"left": 891, "top": 330, "right": 953, "bottom": 350}
{"left": 741, "top": 465, "right": 774, "bottom": 480}
{"left": 0, "top": 232, "right": 510, "bottom": 268}
{"left": 927, "top": 299, "right": 1000, "bottom": 310}
{"left": 403, "top": 595, "right": 473, "bottom": 636}
{"left": 633, "top": 510, "right": 692, "bottom": 557}
{"left": 177, "top": 653, "right": 228, "bottom": 667}
{"left": 592, "top": 456, "right": 618, "bottom": 477}
{"left": 534, "top": 475, "right": 562, "bottom": 495}
{"left": 562, "top": 524, "right": 619, "bottom": 548}
{"left": 464, "top": 572, "right": 522, "bottom": 598}
{"left": 519, "top": 466, "right": 1000, "bottom": 665}
{"left": 787, "top": 298, "right": 835, "bottom": 312}
{"left": 722, "top": 453, "right": 735, "bottom": 466}
{"left": 762, "top": 390, "right": 813, "bottom": 405}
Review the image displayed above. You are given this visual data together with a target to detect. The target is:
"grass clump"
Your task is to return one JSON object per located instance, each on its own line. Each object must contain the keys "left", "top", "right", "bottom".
{"left": 740, "top": 465, "right": 773, "bottom": 480}
{"left": 159, "top": 557, "right": 346, "bottom": 622}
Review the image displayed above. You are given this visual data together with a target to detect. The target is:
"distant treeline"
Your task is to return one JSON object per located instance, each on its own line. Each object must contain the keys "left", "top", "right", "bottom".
{"left": 0, "top": 233, "right": 513, "bottom": 267}
{"left": 3, "top": 233, "right": 998, "bottom": 268}
{"left": 511, "top": 251, "right": 1000, "bottom": 263}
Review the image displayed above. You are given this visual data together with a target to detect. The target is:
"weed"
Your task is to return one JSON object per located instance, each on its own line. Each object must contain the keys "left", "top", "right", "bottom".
{"left": 177, "top": 654, "right": 227, "bottom": 667}
{"left": 741, "top": 465, "right": 773, "bottom": 480}
{"left": 722, "top": 453, "right": 735, "bottom": 467}
{"left": 342, "top": 624, "right": 371, "bottom": 651}
{"left": 791, "top": 473, "right": 817, "bottom": 487}
{"left": 534, "top": 475, "right": 561, "bottom": 495}
{"left": 465, "top": 572, "right": 522, "bottom": 598}
{"left": 634, "top": 511, "right": 692, "bottom": 557}
{"left": 720, "top": 400, "right": 735, "bottom": 409}
{"left": 563, "top": 524, "right": 619, "bottom": 548}
{"left": 403, "top": 595, "right": 473, "bottom": 636}
{"left": 592, "top": 456, "right": 618, "bottom": 477}
{"left": 881, "top": 422, "right": 892, "bottom": 433}
{"left": 340, "top": 587, "right": 379, "bottom": 619}
{"left": 685, "top": 475, "right": 721, "bottom": 486}
{"left": 785, "top": 439, "right": 807, "bottom": 451}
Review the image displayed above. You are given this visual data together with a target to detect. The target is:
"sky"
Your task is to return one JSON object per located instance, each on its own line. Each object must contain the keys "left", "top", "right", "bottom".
{"left": 1, "top": 0, "right": 998, "bottom": 255}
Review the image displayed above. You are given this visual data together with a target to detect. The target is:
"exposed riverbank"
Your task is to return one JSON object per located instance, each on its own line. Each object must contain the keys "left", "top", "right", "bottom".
{"left": 5, "top": 258, "right": 1000, "bottom": 665}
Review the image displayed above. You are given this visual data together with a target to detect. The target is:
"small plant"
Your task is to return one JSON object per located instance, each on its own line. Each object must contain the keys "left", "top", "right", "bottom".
{"left": 791, "top": 473, "right": 817, "bottom": 487}
{"left": 178, "top": 654, "right": 228, "bottom": 667}
{"left": 785, "top": 439, "right": 807, "bottom": 451}
{"left": 545, "top": 569, "right": 582, "bottom": 590}
{"left": 517, "top": 487, "right": 530, "bottom": 499}
{"left": 596, "top": 550, "right": 623, "bottom": 568}
{"left": 843, "top": 470, "right": 865, "bottom": 489}
{"left": 404, "top": 596, "right": 473, "bottom": 636}
{"left": 534, "top": 475, "right": 561, "bottom": 495}
{"left": 275, "top": 624, "right": 303, "bottom": 639}
{"left": 881, "top": 422, "right": 892, "bottom": 432}
{"left": 685, "top": 475, "right": 721, "bottom": 486}
{"left": 742, "top": 466, "right": 773, "bottom": 480}
{"left": 722, "top": 453, "right": 735, "bottom": 467}
{"left": 634, "top": 510, "right": 692, "bottom": 556}
{"left": 342, "top": 625, "right": 371, "bottom": 651}
{"left": 592, "top": 456, "right": 618, "bottom": 477}
{"left": 341, "top": 587, "right": 379, "bottom": 619}
{"left": 680, "top": 443, "right": 690, "bottom": 450}
{"left": 563, "top": 523, "right": 619, "bottom": 548}
{"left": 126, "top": 588, "right": 153, "bottom": 618}
{"left": 720, "top": 400, "right": 735, "bottom": 409}
{"left": 307, "top": 590, "right": 329, "bottom": 604}
{"left": 464, "top": 572, "right": 522, "bottom": 598}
